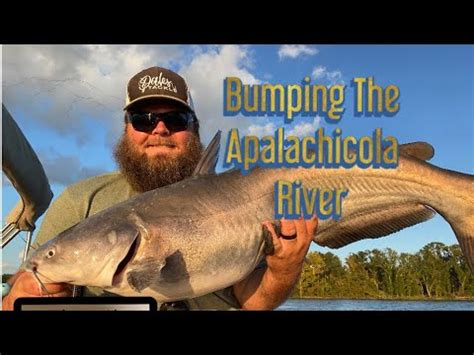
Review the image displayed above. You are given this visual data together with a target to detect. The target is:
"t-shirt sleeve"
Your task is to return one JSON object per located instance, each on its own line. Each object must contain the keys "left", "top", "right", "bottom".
{"left": 32, "top": 188, "right": 84, "bottom": 249}
{"left": 185, "top": 286, "right": 241, "bottom": 310}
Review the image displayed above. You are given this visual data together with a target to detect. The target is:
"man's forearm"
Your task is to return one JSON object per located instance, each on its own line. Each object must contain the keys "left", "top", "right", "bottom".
{"left": 232, "top": 217, "right": 317, "bottom": 310}
{"left": 233, "top": 266, "right": 301, "bottom": 310}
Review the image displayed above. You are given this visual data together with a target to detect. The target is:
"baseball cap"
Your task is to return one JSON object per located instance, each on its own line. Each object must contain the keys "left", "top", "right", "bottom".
{"left": 124, "top": 66, "right": 195, "bottom": 112}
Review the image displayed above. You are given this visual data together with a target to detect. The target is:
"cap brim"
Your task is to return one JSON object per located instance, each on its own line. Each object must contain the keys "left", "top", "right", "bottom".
{"left": 124, "top": 95, "right": 193, "bottom": 112}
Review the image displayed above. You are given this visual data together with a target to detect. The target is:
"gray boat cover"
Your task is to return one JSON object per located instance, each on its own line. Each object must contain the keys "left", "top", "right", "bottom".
{"left": 2, "top": 104, "right": 53, "bottom": 231}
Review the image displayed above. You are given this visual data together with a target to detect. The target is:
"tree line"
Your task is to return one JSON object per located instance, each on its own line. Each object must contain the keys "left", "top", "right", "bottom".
{"left": 3, "top": 242, "right": 473, "bottom": 299}
{"left": 293, "top": 242, "right": 474, "bottom": 299}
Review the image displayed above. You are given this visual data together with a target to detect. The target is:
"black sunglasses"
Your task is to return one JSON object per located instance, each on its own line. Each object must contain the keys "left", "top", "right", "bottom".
{"left": 127, "top": 111, "right": 196, "bottom": 132}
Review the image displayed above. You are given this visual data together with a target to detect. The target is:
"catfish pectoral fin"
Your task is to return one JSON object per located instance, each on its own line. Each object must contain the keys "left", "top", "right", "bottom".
{"left": 127, "top": 259, "right": 165, "bottom": 292}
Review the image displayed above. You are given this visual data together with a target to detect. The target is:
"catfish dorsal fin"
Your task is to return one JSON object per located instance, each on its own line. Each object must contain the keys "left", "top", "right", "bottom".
{"left": 192, "top": 130, "right": 221, "bottom": 176}
{"left": 399, "top": 142, "right": 435, "bottom": 161}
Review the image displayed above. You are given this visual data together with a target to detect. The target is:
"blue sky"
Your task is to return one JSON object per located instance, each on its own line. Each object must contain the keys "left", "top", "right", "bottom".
{"left": 2, "top": 45, "right": 473, "bottom": 274}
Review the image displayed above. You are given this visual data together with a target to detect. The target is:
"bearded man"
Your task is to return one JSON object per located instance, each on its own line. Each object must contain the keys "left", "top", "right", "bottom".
{"left": 2, "top": 67, "right": 317, "bottom": 310}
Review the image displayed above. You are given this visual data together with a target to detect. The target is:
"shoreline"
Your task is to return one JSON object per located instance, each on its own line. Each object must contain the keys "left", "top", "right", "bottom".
{"left": 290, "top": 297, "right": 474, "bottom": 301}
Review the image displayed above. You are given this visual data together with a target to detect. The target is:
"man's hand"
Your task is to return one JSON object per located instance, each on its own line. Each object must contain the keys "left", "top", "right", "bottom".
{"left": 2, "top": 271, "right": 73, "bottom": 311}
{"left": 233, "top": 215, "right": 318, "bottom": 310}
{"left": 263, "top": 216, "right": 317, "bottom": 281}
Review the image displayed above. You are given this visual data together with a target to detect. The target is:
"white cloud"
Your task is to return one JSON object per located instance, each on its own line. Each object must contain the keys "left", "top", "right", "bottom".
{"left": 312, "top": 65, "right": 344, "bottom": 85}
{"left": 287, "top": 116, "right": 322, "bottom": 137}
{"left": 1, "top": 261, "right": 17, "bottom": 275}
{"left": 178, "top": 45, "right": 263, "bottom": 167}
{"left": 38, "top": 151, "right": 109, "bottom": 186}
{"left": 2, "top": 45, "right": 184, "bottom": 147}
{"left": 247, "top": 122, "right": 278, "bottom": 137}
{"left": 2, "top": 45, "right": 266, "bottom": 172}
{"left": 312, "top": 66, "right": 326, "bottom": 79}
{"left": 246, "top": 116, "right": 321, "bottom": 139}
{"left": 278, "top": 45, "right": 319, "bottom": 60}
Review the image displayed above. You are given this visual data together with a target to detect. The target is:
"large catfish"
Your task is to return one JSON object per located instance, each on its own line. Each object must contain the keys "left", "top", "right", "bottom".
{"left": 24, "top": 132, "right": 474, "bottom": 302}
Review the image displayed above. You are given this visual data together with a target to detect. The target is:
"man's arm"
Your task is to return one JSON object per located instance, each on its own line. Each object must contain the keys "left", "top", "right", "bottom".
{"left": 233, "top": 216, "right": 317, "bottom": 310}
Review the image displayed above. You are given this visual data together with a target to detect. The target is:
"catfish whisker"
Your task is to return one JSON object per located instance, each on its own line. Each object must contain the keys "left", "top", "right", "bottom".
{"left": 32, "top": 270, "right": 51, "bottom": 296}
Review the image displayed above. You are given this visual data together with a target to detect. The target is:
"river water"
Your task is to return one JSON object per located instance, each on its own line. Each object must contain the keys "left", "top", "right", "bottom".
{"left": 277, "top": 298, "right": 474, "bottom": 311}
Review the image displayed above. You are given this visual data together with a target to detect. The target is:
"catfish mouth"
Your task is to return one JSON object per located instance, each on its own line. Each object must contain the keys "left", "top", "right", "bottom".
{"left": 112, "top": 234, "right": 140, "bottom": 287}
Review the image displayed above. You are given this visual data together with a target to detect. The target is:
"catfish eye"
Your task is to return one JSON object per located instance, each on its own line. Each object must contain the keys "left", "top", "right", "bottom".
{"left": 47, "top": 249, "right": 55, "bottom": 258}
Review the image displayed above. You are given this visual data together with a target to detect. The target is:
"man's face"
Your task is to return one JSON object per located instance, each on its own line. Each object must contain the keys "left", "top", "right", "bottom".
{"left": 125, "top": 101, "right": 195, "bottom": 160}
{"left": 114, "top": 99, "right": 203, "bottom": 192}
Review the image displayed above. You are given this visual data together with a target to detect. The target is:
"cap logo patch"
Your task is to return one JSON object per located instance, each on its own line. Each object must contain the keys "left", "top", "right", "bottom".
{"left": 138, "top": 73, "right": 178, "bottom": 94}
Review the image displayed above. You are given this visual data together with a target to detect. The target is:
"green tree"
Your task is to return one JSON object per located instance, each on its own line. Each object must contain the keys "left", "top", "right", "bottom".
{"left": 395, "top": 253, "right": 423, "bottom": 297}
{"left": 321, "top": 252, "right": 346, "bottom": 297}
{"left": 446, "top": 244, "right": 474, "bottom": 296}
{"left": 291, "top": 242, "right": 474, "bottom": 299}
{"left": 367, "top": 248, "right": 399, "bottom": 295}
{"left": 2, "top": 274, "right": 13, "bottom": 283}
{"left": 297, "top": 252, "right": 326, "bottom": 297}
{"left": 416, "top": 242, "right": 452, "bottom": 297}
{"left": 344, "top": 251, "right": 381, "bottom": 298}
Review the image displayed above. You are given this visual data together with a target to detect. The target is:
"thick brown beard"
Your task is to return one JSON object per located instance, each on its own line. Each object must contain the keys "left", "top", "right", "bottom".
{"left": 114, "top": 133, "right": 204, "bottom": 193}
